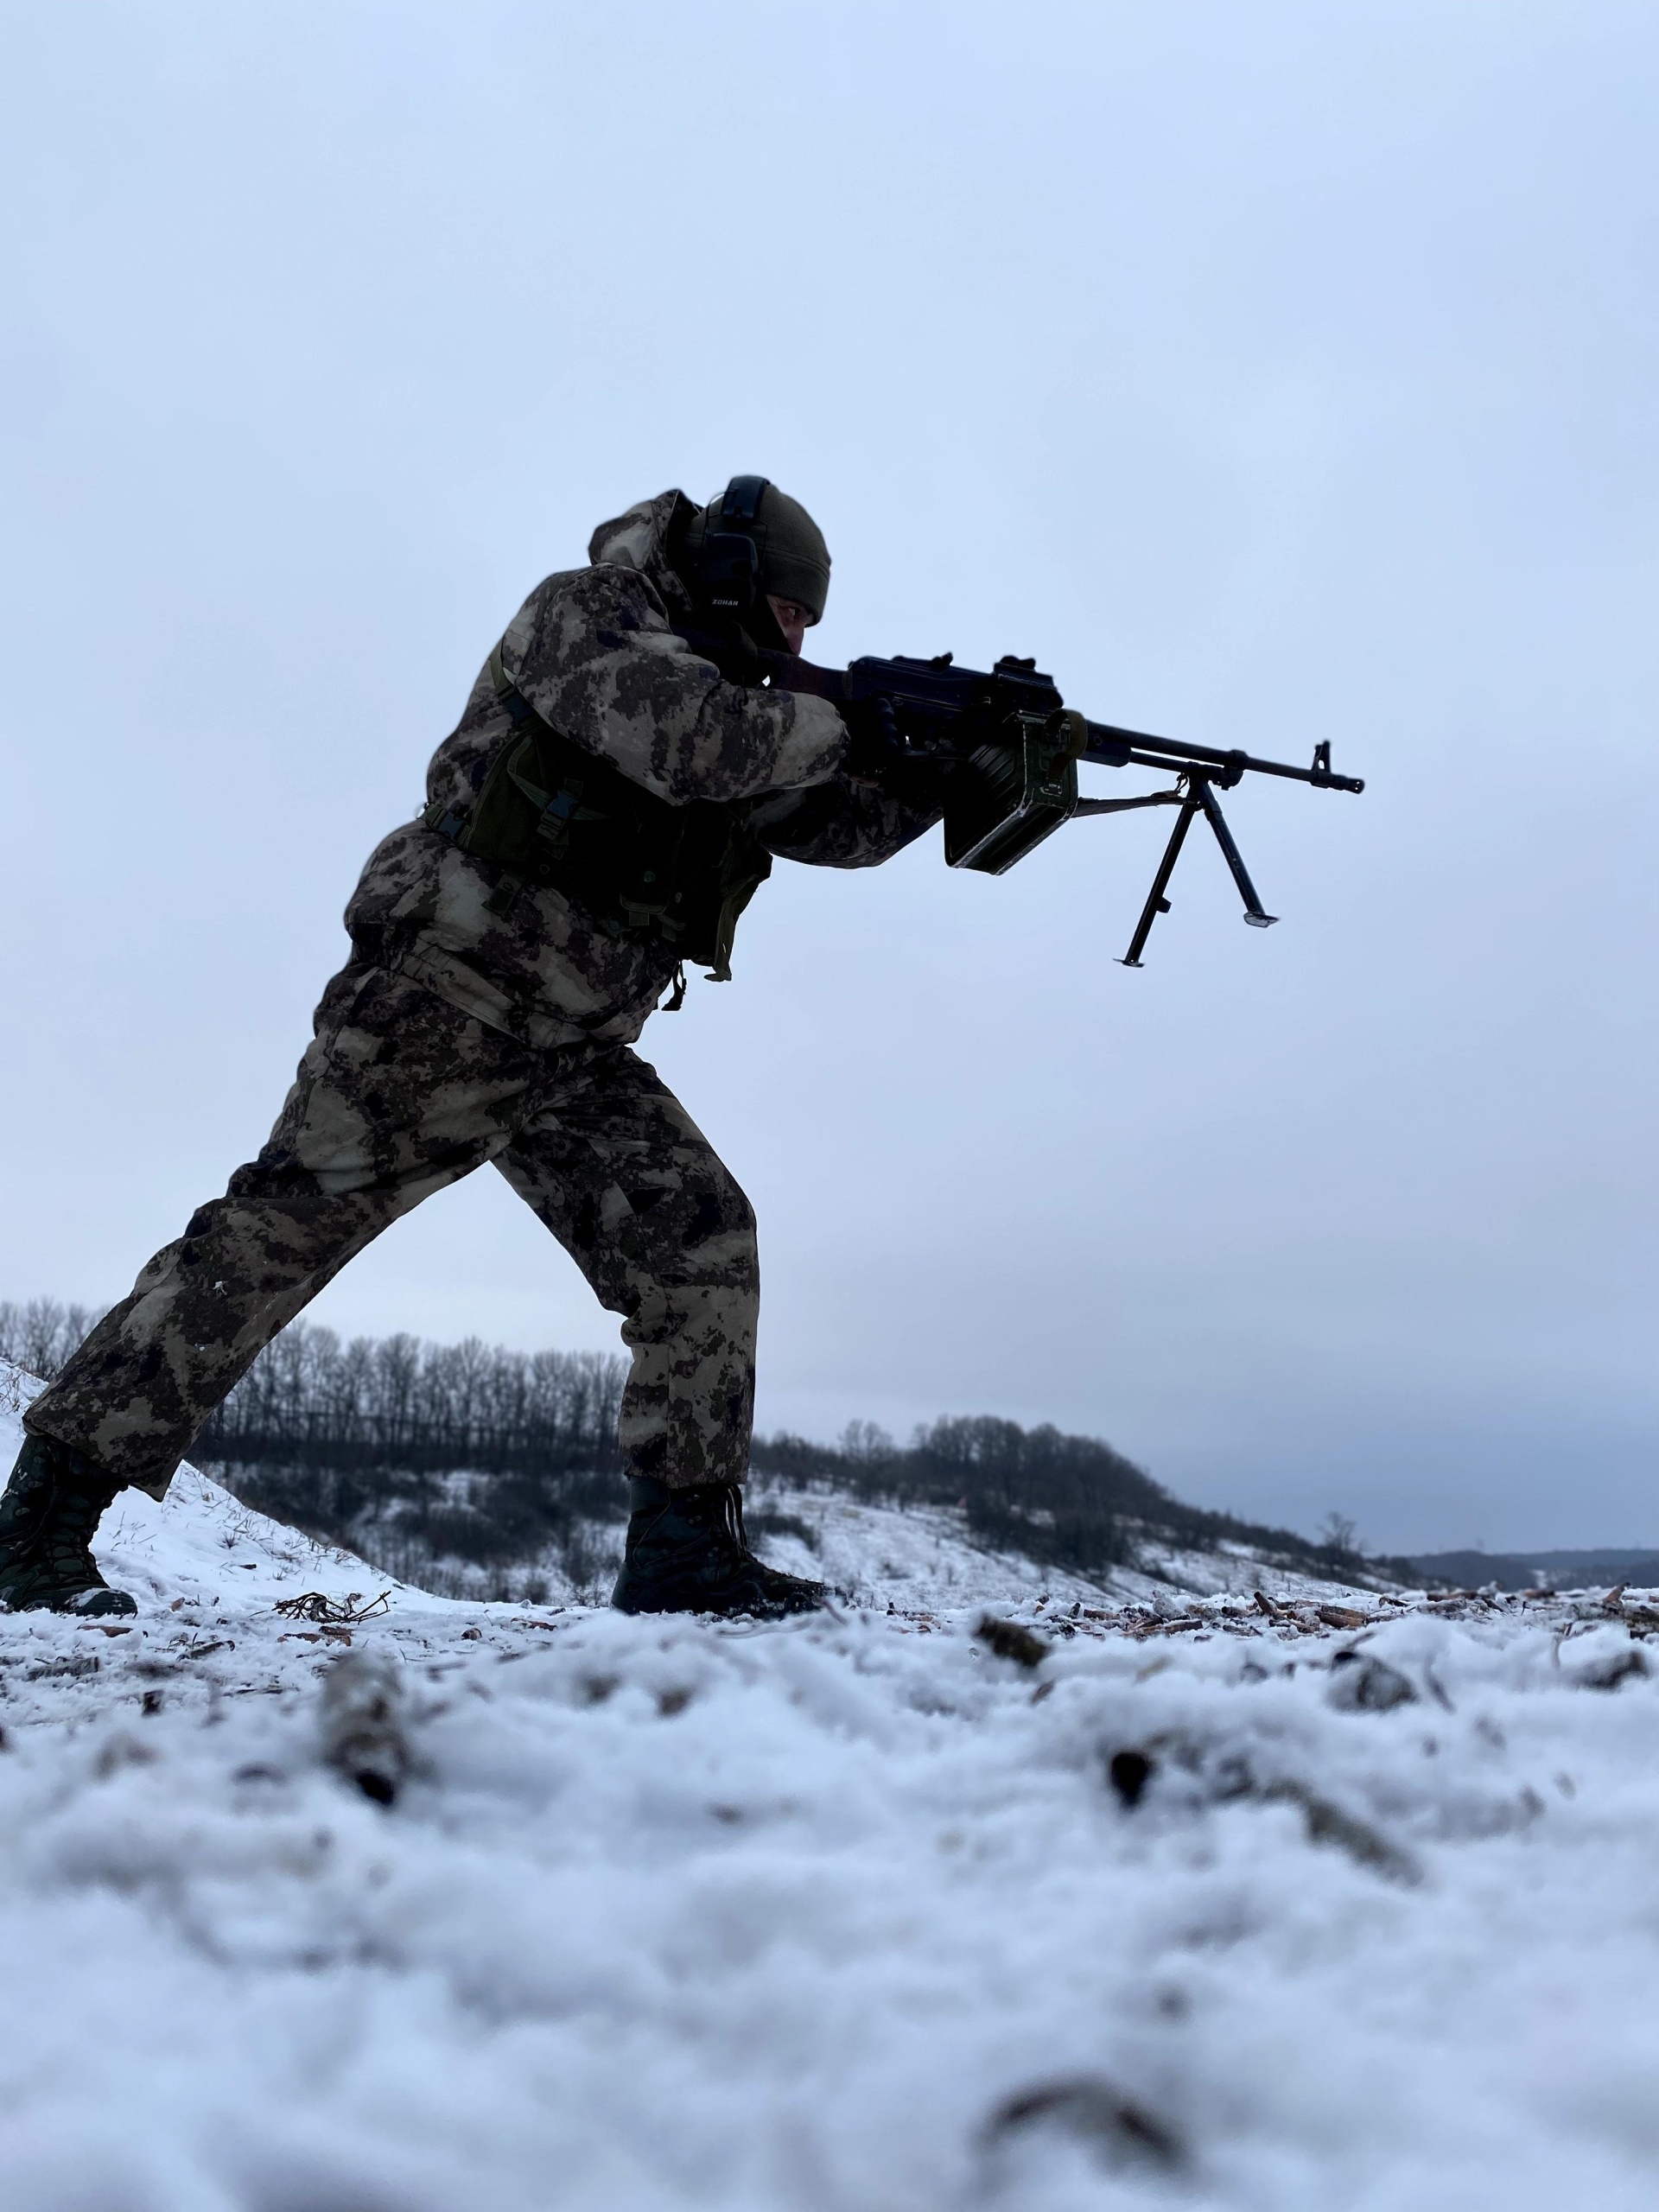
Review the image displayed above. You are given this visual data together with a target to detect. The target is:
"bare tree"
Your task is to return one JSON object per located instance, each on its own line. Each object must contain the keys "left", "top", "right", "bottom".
{"left": 0, "top": 1299, "right": 101, "bottom": 1381}
{"left": 1319, "top": 1511, "right": 1363, "bottom": 1557}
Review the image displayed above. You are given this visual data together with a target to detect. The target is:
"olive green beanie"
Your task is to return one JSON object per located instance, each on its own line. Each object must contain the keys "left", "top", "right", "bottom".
{"left": 683, "top": 480, "right": 831, "bottom": 624}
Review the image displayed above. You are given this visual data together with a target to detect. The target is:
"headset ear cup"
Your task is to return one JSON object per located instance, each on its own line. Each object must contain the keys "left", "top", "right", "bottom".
{"left": 697, "top": 531, "right": 761, "bottom": 615}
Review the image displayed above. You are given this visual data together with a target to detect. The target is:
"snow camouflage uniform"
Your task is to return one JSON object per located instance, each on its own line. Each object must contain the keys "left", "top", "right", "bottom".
{"left": 25, "top": 492, "right": 940, "bottom": 1502}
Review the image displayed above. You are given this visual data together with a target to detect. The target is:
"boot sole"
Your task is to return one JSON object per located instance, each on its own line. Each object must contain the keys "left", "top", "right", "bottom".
{"left": 612, "top": 1579, "right": 826, "bottom": 1621}
{"left": 0, "top": 1585, "right": 137, "bottom": 1618}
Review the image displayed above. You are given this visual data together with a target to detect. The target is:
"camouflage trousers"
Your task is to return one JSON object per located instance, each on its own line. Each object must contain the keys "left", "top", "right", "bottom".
{"left": 25, "top": 964, "right": 759, "bottom": 1501}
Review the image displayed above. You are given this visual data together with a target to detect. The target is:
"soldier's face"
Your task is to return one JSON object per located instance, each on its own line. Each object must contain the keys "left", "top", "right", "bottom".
{"left": 767, "top": 596, "right": 811, "bottom": 655}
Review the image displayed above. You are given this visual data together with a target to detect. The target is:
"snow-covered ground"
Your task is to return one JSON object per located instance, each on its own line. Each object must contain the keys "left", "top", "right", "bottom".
{"left": 5, "top": 1367, "right": 1659, "bottom": 2209}
{"left": 741, "top": 1483, "right": 1381, "bottom": 1615}
{"left": 410, "top": 1475, "right": 1386, "bottom": 1612}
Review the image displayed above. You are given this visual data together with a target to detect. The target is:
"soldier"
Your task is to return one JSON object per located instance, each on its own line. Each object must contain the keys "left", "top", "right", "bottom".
{"left": 0, "top": 480, "right": 940, "bottom": 1620}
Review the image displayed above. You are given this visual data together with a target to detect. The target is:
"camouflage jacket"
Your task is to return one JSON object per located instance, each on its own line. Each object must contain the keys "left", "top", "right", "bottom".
{"left": 346, "top": 492, "right": 940, "bottom": 1049}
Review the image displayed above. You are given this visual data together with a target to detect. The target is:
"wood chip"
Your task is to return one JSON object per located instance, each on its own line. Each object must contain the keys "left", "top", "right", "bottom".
{"left": 1317, "top": 1605, "right": 1370, "bottom": 1630}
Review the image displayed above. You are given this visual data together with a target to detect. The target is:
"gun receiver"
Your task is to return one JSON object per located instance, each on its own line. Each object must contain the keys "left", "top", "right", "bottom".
{"left": 742, "top": 639, "right": 1365, "bottom": 965}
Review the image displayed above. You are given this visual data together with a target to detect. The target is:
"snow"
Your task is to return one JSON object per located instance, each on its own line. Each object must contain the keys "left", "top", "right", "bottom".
{"left": 5, "top": 1363, "right": 1659, "bottom": 2208}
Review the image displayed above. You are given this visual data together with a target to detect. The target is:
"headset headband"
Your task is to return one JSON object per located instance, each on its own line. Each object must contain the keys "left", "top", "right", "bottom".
{"left": 720, "top": 475, "right": 770, "bottom": 525}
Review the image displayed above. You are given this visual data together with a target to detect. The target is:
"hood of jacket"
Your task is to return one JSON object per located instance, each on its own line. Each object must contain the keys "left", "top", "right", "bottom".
{"left": 587, "top": 491, "right": 699, "bottom": 623}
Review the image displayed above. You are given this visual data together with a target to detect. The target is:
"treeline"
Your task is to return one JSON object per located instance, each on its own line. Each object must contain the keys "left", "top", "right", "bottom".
{"left": 0, "top": 1306, "right": 629, "bottom": 1587}
{"left": 755, "top": 1417, "right": 1158, "bottom": 1572}
{"left": 2, "top": 1303, "right": 626, "bottom": 1474}
{"left": 197, "top": 1324, "right": 628, "bottom": 1583}
{"left": 200, "top": 1323, "right": 627, "bottom": 1476}
{"left": 753, "top": 1417, "right": 1406, "bottom": 1585}
{"left": 0, "top": 1300, "right": 104, "bottom": 1382}
{"left": 2, "top": 1300, "right": 1401, "bottom": 1590}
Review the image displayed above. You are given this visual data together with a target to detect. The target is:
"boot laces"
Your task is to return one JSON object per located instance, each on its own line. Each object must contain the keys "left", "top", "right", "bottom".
{"left": 0, "top": 1449, "right": 56, "bottom": 1541}
{"left": 723, "top": 1487, "right": 747, "bottom": 1552}
{"left": 39, "top": 1484, "right": 104, "bottom": 1577}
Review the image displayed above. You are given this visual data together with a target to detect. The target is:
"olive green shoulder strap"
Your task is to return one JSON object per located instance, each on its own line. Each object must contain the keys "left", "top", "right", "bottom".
{"left": 489, "top": 638, "right": 533, "bottom": 724}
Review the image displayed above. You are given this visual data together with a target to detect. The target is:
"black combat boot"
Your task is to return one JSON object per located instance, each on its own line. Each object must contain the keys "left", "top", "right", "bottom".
{"left": 0, "top": 1435, "right": 137, "bottom": 1618}
{"left": 612, "top": 1477, "right": 829, "bottom": 1618}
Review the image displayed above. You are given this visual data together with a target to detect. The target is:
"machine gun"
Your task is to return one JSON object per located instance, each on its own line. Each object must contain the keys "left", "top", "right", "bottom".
{"left": 767, "top": 648, "right": 1364, "bottom": 967}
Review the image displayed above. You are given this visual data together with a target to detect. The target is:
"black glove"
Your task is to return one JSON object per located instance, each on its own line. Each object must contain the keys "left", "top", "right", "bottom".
{"left": 840, "top": 692, "right": 904, "bottom": 781}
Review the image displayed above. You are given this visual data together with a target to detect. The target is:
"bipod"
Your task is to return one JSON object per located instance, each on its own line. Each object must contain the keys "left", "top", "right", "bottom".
{"left": 1080, "top": 770, "right": 1276, "bottom": 969}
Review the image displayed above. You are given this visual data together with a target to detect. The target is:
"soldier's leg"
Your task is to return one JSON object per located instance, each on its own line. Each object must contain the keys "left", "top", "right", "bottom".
{"left": 494, "top": 1046, "right": 823, "bottom": 1617}
{"left": 23, "top": 966, "right": 539, "bottom": 1502}
{"left": 493, "top": 1044, "right": 759, "bottom": 1490}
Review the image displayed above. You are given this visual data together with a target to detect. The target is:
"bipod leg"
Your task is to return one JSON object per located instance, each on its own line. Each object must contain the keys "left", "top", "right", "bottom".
{"left": 1119, "top": 788, "right": 1201, "bottom": 967}
{"left": 1192, "top": 776, "right": 1277, "bottom": 930}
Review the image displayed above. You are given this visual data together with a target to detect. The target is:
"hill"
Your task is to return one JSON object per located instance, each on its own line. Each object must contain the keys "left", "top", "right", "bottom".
{"left": 175, "top": 1318, "right": 1420, "bottom": 1601}
{"left": 3, "top": 1304, "right": 1417, "bottom": 1601}
{"left": 1410, "top": 1546, "right": 1659, "bottom": 1593}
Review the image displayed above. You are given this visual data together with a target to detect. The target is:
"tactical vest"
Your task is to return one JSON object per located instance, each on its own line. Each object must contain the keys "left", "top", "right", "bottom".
{"left": 423, "top": 643, "right": 772, "bottom": 982}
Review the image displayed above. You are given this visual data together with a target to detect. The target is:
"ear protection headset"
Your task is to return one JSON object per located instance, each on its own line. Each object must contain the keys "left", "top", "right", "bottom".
{"left": 692, "top": 476, "right": 772, "bottom": 616}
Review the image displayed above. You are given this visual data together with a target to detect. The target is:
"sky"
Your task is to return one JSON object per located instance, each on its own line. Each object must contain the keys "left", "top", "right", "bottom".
{"left": 3, "top": 0, "right": 1657, "bottom": 1554}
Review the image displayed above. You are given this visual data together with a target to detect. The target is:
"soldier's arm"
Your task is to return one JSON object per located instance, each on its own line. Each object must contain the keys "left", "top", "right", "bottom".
{"left": 748, "top": 776, "right": 944, "bottom": 868}
{"left": 501, "top": 568, "right": 849, "bottom": 806}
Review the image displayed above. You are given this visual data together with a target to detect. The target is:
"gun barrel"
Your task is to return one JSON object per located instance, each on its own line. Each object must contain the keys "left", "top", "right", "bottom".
{"left": 1083, "top": 721, "right": 1364, "bottom": 794}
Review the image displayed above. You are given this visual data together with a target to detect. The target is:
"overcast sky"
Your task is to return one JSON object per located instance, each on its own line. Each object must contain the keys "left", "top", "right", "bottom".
{"left": 4, "top": 1, "right": 1657, "bottom": 1554}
